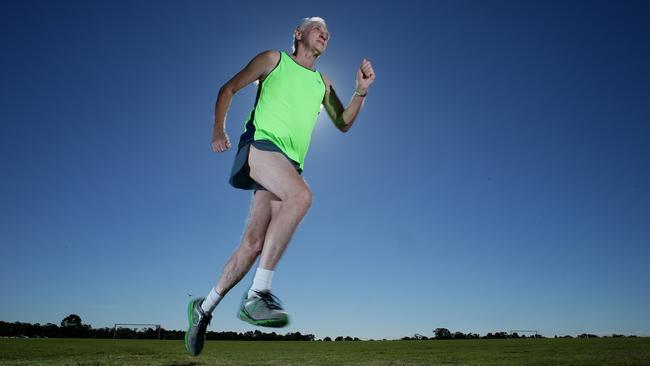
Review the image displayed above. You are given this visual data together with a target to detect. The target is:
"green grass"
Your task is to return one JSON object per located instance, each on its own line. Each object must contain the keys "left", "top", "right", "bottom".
{"left": 1, "top": 337, "right": 649, "bottom": 365}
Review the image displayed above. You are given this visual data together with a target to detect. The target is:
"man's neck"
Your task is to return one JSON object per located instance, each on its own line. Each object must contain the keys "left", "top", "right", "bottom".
{"left": 291, "top": 48, "right": 320, "bottom": 70}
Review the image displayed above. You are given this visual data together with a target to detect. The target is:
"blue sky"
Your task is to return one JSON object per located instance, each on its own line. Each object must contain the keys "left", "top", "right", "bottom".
{"left": 1, "top": 0, "right": 649, "bottom": 340}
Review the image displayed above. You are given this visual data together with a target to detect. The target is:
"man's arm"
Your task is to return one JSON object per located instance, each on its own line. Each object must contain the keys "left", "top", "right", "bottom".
{"left": 212, "top": 50, "right": 280, "bottom": 152}
{"left": 321, "top": 59, "right": 376, "bottom": 133}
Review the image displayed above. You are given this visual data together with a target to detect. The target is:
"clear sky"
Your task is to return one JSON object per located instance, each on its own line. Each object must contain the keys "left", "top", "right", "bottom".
{"left": 1, "top": 0, "right": 649, "bottom": 340}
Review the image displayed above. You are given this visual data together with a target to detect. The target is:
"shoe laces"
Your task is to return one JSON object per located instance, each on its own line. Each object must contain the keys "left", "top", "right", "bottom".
{"left": 198, "top": 308, "right": 212, "bottom": 332}
{"left": 254, "top": 290, "right": 283, "bottom": 310}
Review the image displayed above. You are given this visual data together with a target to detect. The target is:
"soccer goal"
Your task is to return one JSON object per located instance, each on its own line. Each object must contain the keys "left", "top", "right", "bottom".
{"left": 510, "top": 329, "right": 539, "bottom": 338}
{"left": 112, "top": 323, "right": 161, "bottom": 339}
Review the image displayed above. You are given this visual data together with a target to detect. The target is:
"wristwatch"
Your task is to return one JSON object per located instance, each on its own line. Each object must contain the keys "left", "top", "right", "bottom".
{"left": 354, "top": 89, "right": 367, "bottom": 97}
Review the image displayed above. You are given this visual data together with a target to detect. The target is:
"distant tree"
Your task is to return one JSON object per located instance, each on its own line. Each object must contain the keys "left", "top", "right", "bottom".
{"left": 60, "top": 314, "right": 91, "bottom": 338}
{"left": 286, "top": 331, "right": 302, "bottom": 341}
{"left": 335, "top": 336, "right": 344, "bottom": 341}
{"left": 433, "top": 328, "right": 452, "bottom": 339}
{"left": 452, "top": 332, "right": 466, "bottom": 340}
{"left": 344, "top": 336, "right": 353, "bottom": 341}
{"left": 61, "top": 314, "right": 82, "bottom": 328}
{"left": 0, "top": 321, "right": 11, "bottom": 337}
{"left": 353, "top": 337, "right": 360, "bottom": 341}
{"left": 323, "top": 336, "right": 332, "bottom": 341}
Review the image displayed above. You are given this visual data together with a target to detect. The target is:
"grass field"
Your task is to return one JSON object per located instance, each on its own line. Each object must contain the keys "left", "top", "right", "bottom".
{"left": 1, "top": 337, "right": 649, "bottom": 365}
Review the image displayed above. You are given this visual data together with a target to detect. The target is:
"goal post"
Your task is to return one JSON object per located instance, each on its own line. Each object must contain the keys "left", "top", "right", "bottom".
{"left": 112, "top": 323, "right": 161, "bottom": 339}
{"left": 510, "top": 329, "right": 539, "bottom": 338}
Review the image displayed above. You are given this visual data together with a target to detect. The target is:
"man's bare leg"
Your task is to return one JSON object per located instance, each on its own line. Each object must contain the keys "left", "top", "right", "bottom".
{"left": 248, "top": 144, "right": 312, "bottom": 271}
{"left": 214, "top": 189, "right": 280, "bottom": 296}
{"left": 234, "top": 145, "right": 311, "bottom": 327}
{"left": 184, "top": 189, "right": 281, "bottom": 355}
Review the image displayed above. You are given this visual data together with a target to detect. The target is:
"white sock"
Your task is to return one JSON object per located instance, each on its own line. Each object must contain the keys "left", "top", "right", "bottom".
{"left": 248, "top": 267, "right": 274, "bottom": 298}
{"left": 200, "top": 287, "right": 223, "bottom": 314}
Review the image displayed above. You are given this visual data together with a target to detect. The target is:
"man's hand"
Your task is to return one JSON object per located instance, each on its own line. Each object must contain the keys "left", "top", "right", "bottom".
{"left": 355, "top": 58, "right": 376, "bottom": 94}
{"left": 212, "top": 130, "right": 231, "bottom": 153}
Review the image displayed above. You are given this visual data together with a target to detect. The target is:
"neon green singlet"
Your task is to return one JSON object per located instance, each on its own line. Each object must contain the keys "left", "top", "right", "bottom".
{"left": 241, "top": 50, "right": 326, "bottom": 171}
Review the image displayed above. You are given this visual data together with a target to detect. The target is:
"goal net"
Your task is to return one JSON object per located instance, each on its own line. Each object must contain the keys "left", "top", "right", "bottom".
{"left": 510, "top": 329, "right": 540, "bottom": 338}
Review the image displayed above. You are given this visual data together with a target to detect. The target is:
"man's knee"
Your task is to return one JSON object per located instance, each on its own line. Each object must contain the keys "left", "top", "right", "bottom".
{"left": 286, "top": 186, "right": 312, "bottom": 211}
{"left": 242, "top": 234, "right": 264, "bottom": 255}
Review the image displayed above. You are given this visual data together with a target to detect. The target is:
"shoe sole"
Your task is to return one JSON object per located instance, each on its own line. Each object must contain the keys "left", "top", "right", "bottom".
{"left": 238, "top": 308, "right": 289, "bottom": 328}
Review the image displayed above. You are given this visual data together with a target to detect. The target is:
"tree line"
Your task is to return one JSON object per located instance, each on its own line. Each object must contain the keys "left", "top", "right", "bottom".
{"left": 0, "top": 315, "right": 318, "bottom": 341}
{"left": 1, "top": 316, "right": 641, "bottom": 341}
{"left": 399, "top": 328, "right": 639, "bottom": 340}
{"left": 401, "top": 328, "right": 543, "bottom": 340}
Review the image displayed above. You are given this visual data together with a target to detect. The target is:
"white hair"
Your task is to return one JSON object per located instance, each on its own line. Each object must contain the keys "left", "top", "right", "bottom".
{"left": 292, "top": 17, "right": 328, "bottom": 54}
{"left": 297, "top": 16, "right": 327, "bottom": 32}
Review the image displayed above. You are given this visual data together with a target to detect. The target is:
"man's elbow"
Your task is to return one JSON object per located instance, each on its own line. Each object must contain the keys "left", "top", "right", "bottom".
{"left": 340, "top": 114, "right": 358, "bottom": 132}
{"left": 337, "top": 117, "right": 351, "bottom": 133}
{"left": 219, "top": 84, "right": 235, "bottom": 97}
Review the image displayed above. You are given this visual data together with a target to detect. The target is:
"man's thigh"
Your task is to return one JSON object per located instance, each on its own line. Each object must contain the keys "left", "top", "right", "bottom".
{"left": 248, "top": 145, "right": 309, "bottom": 201}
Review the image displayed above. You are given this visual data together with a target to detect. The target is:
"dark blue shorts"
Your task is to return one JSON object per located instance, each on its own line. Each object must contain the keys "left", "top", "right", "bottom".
{"left": 229, "top": 139, "right": 302, "bottom": 192}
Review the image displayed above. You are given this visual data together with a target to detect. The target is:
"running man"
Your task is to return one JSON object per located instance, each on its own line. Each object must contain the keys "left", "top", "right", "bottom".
{"left": 185, "top": 17, "right": 375, "bottom": 356}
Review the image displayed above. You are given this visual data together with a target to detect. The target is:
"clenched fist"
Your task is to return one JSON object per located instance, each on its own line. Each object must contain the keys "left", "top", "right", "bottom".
{"left": 356, "top": 58, "right": 376, "bottom": 94}
{"left": 212, "top": 130, "right": 231, "bottom": 153}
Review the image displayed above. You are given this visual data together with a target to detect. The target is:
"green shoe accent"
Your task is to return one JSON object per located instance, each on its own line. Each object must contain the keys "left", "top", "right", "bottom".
{"left": 237, "top": 290, "right": 290, "bottom": 328}
{"left": 184, "top": 298, "right": 195, "bottom": 353}
{"left": 239, "top": 307, "right": 289, "bottom": 327}
{"left": 184, "top": 297, "right": 211, "bottom": 356}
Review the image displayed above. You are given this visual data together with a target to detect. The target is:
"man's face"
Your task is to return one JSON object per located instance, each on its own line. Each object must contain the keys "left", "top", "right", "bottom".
{"left": 303, "top": 22, "right": 329, "bottom": 53}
